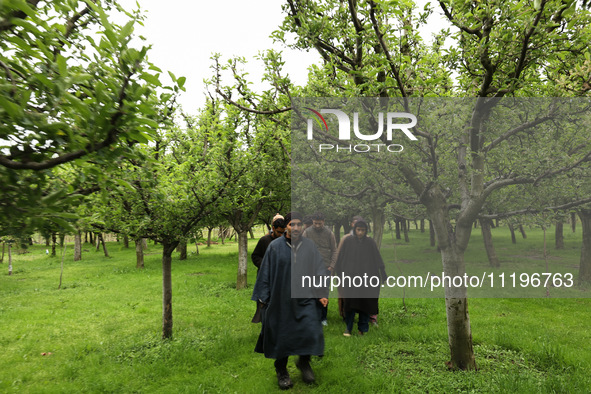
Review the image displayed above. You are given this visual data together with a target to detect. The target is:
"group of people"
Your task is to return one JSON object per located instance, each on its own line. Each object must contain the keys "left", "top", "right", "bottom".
{"left": 251, "top": 212, "right": 386, "bottom": 389}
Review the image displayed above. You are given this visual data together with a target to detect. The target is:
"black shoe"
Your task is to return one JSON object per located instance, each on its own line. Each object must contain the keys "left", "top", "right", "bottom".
{"left": 296, "top": 358, "right": 316, "bottom": 384}
{"left": 276, "top": 369, "right": 293, "bottom": 390}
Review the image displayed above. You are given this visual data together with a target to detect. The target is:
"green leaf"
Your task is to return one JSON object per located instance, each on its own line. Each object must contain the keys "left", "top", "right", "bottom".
{"left": 0, "top": 96, "right": 23, "bottom": 118}
{"left": 141, "top": 72, "right": 162, "bottom": 87}
{"left": 120, "top": 20, "right": 135, "bottom": 39}
{"left": 56, "top": 54, "right": 68, "bottom": 77}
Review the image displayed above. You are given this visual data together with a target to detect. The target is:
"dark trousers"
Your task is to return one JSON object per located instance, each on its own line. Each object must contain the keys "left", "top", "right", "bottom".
{"left": 320, "top": 304, "right": 328, "bottom": 321}
{"left": 275, "top": 355, "right": 310, "bottom": 371}
{"left": 344, "top": 309, "right": 370, "bottom": 333}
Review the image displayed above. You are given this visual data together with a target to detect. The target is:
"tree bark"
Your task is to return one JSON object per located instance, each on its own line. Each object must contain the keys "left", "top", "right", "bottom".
{"left": 555, "top": 220, "right": 564, "bottom": 249}
{"left": 420, "top": 219, "right": 425, "bottom": 233}
{"left": 518, "top": 225, "right": 527, "bottom": 239}
{"left": 179, "top": 239, "right": 187, "bottom": 261}
{"left": 99, "top": 233, "right": 109, "bottom": 257}
{"left": 135, "top": 238, "right": 144, "bottom": 269}
{"left": 123, "top": 235, "right": 129, "bottom": 248}
{"left": 571, "top": 212, "right": 577, "bottom": 233}
{"left": 395, "top": 219, "right": 401, "bottom": 240}
{"left": 8, "top": 243, "right": 12, "bottom": 275}
{"left": 236, "top": 231, "right": 249, "bottom": 290}
{"left": 51, "top": 232, "right": 57, "bottom": 257}
{"left": 74, "top": 231, "right": 82, "bottom": 261}
{"left": 1, "top": 242, "right": 4, "bottom": 263}
{"left": 95, "top": 233, "right": 101, "bottom": 251}
{"left": 578, "top": 210, "right": 591, "bottom": 284}
{"left": 429, "top": 220, "right": 436, "bottom": 247}
{"left": 372, "top": 208, "right": 385, "bottom": 249}
{"left": 479, "top": 219, "right": 500, "bottom": 267}
{"left": 402, "top": 219, "right": 410, "bottom": 243}
{"left": 421, "top": 185, "right": 476, "bottom": 370}
{"left": 161, "top": 239, "right": 178, "bottom": 339}
{"left": 508, "top": 223, "right": 517, "bottom": 244}
{"left": 249, "top": 228, "right": 255, "bottom": 239}
{"left": 207, "top": 227, "right": 213, "bottom": 247}
{"left": 334, "top": 222, "right": 342, "bottom": 245}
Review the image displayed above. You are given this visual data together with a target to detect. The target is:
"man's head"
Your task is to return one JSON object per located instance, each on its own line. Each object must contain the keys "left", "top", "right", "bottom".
{"left": 285, "top": 212, "right": 303, "bottom": 240}
{"left": 303, "top": 215, "right": 313, "bottom": 230}
{"left": 350, "top": 215, "right": 364, "bottom": 229}
{"left": 354, "top": 220, "right": 368, "bottom": 239}
{"left": 271, "top": 218, "right": 285, "bottom": 238}
{"left": 312, "top": 212, "right": 325, "bottom": 231}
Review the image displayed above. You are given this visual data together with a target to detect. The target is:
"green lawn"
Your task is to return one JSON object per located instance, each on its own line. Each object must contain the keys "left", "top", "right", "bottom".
{"left": 1, "top": 226, "right": 590, "bottom": 393}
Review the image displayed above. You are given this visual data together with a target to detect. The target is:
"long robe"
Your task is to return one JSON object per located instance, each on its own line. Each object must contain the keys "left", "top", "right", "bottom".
{"left": 252, "top": 236, "right": 328, "bottom": 359}
{"left": 334, "top": 234, "right": 386, "bottom": 316}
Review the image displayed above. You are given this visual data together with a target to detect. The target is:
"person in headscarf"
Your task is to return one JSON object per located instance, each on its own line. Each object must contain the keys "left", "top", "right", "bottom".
{"left": 334, "top": 219, "right": 386, "bottom": 336}
{"left": 252, "top": 212, "right": 329, "bottom": 390}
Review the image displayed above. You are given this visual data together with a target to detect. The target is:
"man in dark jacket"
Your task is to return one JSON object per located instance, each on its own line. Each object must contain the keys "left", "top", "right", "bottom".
{"left": 303, "top": 212, "right": 337, "bottom": 325}
{"left": 252, "top": 212, "right": 329, "bottom": 390}
{"left": 334, "top": 219, "right": 386, "bottom": 336}
{"left": 250, "top": 217, "right": 285, "bottom": 323}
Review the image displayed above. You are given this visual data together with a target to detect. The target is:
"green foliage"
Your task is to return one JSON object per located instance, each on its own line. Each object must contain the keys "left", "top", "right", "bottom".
{"left": 0, "top": 0, "right": 178, "bottom": 237}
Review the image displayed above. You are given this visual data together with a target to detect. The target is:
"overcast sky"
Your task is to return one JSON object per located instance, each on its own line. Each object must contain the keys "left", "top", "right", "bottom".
{"left": 117, "top": 1, "right": 320, "bottom": 113}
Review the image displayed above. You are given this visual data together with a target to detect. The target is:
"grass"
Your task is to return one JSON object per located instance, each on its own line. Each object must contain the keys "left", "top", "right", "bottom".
{"left": 1, "top": 225, "right": 590, "bottom": 393}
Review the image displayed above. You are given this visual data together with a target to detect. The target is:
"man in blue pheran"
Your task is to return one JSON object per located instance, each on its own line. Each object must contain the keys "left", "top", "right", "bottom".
{"left": 252, "top": 212, "right": 329, "bottom": 390}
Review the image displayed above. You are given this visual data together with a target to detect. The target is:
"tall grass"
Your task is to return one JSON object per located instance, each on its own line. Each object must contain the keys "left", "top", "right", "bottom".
{"left": 1, "top": 225, "right": 590, "bottom": 393}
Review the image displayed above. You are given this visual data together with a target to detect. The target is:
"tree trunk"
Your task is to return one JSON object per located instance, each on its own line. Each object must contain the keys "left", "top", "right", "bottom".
{"left": 195, "top": 242, "right": 199, "bottom": 255}
{"left": 1, "top": 242, "right": 4, "bottom": 263}
{"left": 334, "top": 222, "right": 342, "bottom": 245}
{"left": 8, "top": 244, "right": 13, "bottom": 275}
{"left": 518, "top": 225, "right": 527, "bottom": 239}
{"left": 508, "top": 223, "right": 517, "bottom": 244}
{"left": 59, "top": 234, "right": 65, "bottom": 247}
{"left": 220, "top": 227, "right": 226, "bottom": 245}
{"left": 51, "top": 232, "right": 57, "bottom": 257}
{"left": 74, "top": 231, "right": 82, "bottom": 261}
{"left": 88, "top": 232, "right": 93, "bottom": 245}
{"left": 578, "top": 210, "right": 591, "bottom": 284}
{"left": 45, "top": 236, "right": 50, "bottom": 246}
{"left": 135, "top": 238, "right": 144, "bottom": 269}
{"left": 429, "top": 220, "right": 436, "bottom": 247}
{"left": 237, "top": 231, "right": 249, "bottom": 290}
{"left": 207, "top": 227, "right": 213, "bottom": 247}
{"left": 372, "top": 209, "right": 385, "bottom": 250}
{"left": 555, "top": 220, "right": 564, "bottom": 249}
{"left": 179, "top": 240, "right": 187, "bottom": 261}
{"left": 479, "top": 219, "right": 500, "bottom": 267}
{"left": 571, "top": 212, "right": 577, "bottom": 233}
{"left": 99, "top": 233, "right": 109, "bottom": 257}
{"left": 142, "top": 238, "right": 148, "bottom": 250}
{"left": 123, "top": 235, "right": 129, "bottom": 248}
{"left": 402, "top": 219, "right": 410, "bottom": 243}
{"left": 434, "top": 222, "right": 476, "bottom": 370}
{"left": 395, "top": 219, "right": 401, "bottom": 240}
{"left": 420, "top": 219, "right": 425, "bottom": 233}
{"left": 95, "top": 233, "right": 101, "bottom": 251}
{"left": 162, "top": 239, "right": 178, "bottom": 339}
{"left": 249, "top": 229, "right": 254, "bottom": 239}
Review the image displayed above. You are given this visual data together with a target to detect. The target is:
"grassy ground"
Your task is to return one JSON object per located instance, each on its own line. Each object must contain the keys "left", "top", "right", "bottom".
{"left": 1, "top": 226, "right": 590, "bottom": 393}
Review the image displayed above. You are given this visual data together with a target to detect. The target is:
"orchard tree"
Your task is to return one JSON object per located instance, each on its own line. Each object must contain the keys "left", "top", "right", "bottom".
{"left": 217, "top": 0, "right": 591, "bottom": 371}
{"left": 0, "top": 0, "right": 176, "bottom": 234}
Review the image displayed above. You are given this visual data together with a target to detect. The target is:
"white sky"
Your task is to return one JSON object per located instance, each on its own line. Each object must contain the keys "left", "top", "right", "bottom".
{"left": 117, "top": 0, "right": 320, "bottom": 113}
